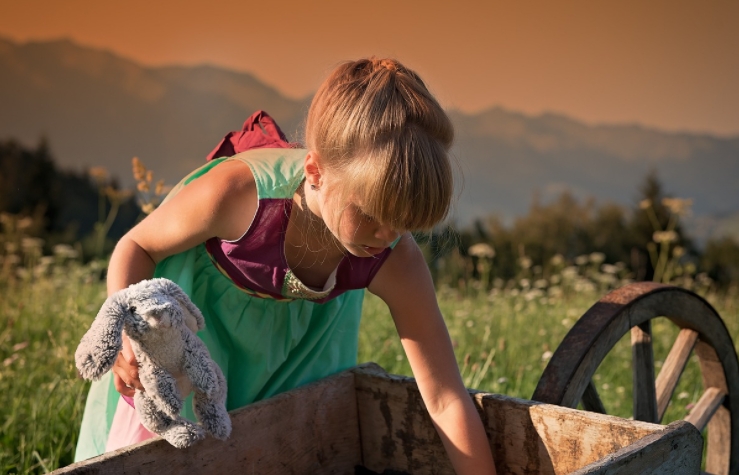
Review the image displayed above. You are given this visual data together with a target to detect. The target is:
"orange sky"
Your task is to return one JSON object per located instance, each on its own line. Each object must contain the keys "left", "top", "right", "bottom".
{"left": 2, "top": 0, "right": 738, "bottom": 136}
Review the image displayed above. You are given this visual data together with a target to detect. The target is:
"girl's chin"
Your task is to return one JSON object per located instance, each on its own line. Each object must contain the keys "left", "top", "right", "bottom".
{"left": 342, "top": 244, "right": 385, "bottom": 257}
{"left": 357, "top": 245, "right": 387, "bottom": 256}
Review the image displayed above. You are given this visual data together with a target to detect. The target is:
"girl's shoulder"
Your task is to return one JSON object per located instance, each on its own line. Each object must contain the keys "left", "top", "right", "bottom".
{"left": 227, "top": 148, "right": 308, "bottom": 200}
{"left": 164, "top": 148, "right": 308, "bottom": 205}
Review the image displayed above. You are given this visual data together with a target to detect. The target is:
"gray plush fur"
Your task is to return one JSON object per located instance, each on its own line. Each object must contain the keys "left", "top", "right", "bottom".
{"left": 75, "top": 278, "right": 231, "bottom": 448}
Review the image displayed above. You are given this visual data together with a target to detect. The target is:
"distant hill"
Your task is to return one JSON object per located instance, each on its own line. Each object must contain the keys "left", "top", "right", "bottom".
{"left": 2, "top": 37, "right": 738, "bottom": 239}
{"left": 0, "top": 37, "right": 307, "bottom": 186}
{"left": 450, "top": 109, "right": 739, "bottom": 222}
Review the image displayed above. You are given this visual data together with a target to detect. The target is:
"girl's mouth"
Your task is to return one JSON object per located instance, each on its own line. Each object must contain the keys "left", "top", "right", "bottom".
{"left": 361, "top": 245, "right": 386, "bottom": 255}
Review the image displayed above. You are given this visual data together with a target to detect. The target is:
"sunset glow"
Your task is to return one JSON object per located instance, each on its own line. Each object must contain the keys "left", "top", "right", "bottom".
{"left": 1, "top": 0, "right": 738, "bottom": 136}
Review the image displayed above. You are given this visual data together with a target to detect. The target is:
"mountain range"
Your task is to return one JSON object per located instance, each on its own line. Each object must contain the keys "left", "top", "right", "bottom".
{"left": 1, "top": 37, "right": 738, "bottom": 242}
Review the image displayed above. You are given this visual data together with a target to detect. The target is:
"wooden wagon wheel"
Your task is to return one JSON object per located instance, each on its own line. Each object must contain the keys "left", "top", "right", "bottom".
{"left": 532, "top": 282, "right": 739, "bottom": 475}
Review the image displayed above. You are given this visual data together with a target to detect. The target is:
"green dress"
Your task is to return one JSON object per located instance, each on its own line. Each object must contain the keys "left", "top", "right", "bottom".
{"left": 74, "top": 148, "right": 394, "bottom": 461}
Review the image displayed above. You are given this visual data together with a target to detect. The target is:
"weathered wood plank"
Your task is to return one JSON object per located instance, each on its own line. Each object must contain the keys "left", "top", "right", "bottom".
{"left": 684, "top": 387, "right": 726, "bottom": 432}
{"left": 527, "top": 402, "right": 659, "bottom": 474}
{"left": 353, "top": 365, "right": 456, "bottom": 474}
{"left": 632, "top": 320, "right": 658, "bottom": 423}
{"left": 569, "top": 421, "right": 702, "bottom": 475}
{"left": 655, "top": 328, "right": 698, "bottom": 421}
{"left": 52, "top": 371, "right": 361, "bottom": 474}
{"left": 352, "top": 365, "right": 690, "bottom": 475}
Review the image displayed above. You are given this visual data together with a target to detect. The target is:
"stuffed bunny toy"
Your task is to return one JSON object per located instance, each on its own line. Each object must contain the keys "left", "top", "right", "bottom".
{"left": 75, "top": 278, "right": 231, "bottom": 448}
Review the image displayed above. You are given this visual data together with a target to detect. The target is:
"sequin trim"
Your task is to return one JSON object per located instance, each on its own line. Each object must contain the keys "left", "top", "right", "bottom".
{"left": 205, "top": 247, "right": 294, "bottom": 301}
{"left": 282, "top": 269, "right": 335, "bottom": 300}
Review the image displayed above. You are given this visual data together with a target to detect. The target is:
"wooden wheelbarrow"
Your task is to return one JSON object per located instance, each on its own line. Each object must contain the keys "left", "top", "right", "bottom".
{"left": 54, "top": 282, "right": 735, "bottom": 474}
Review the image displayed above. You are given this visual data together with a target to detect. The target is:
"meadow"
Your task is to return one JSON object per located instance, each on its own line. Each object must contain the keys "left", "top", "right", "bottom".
{"left": 1, "top": 216, "right": 737, "bottom": 474}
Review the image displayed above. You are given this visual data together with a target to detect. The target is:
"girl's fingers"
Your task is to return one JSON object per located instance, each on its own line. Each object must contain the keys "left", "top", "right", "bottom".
{"left": 114, "top": 334, "right": 144, "bottom": 392}
{"left": 113, "top": 370, "right": 136, "bottom": 397}
{"left": 121, "top": 334, "right": 138, "bottom": 366}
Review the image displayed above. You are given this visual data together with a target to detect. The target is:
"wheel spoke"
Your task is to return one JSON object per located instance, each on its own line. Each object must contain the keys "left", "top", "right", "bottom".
{"left": 581, "top": 379, "right": 607, "bottom": 414}
{"left": 655, "top": 328, "right": 699, "bottom": 422}
{"left": 632, "top": 321, "right": 658, "bottom": 423}
{"left": 684, "top": 387, "right": 727, "bottom": 432}
{"left": 693, "top": 341, "right": 732, "bottom": 474}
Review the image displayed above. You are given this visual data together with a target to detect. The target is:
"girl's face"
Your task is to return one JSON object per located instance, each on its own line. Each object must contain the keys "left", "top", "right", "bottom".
{"left": 327, "top": 200, "right": 401, "bottom": 257}
{"left": 304, "top": 151, "right": 401, "bottom": 257}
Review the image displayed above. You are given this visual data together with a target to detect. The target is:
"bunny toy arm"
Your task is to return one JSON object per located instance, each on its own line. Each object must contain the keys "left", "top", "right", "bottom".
{"left": 181, "top": 329, "right": 220, "bottom": 397}
{"left": 75, "top": 291, "right": 131, "bottom": 381}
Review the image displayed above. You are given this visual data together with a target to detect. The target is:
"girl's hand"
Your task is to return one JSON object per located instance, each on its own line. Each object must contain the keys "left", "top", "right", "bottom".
{"left": 112, "top": 333, "right": 143, "bottom": 397}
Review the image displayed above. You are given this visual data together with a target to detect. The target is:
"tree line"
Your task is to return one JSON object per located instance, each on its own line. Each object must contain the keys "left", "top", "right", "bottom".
{"left": 420, "top": 173, "right": 739, "bottom": 289}
{"left": 0, "top": 138, "right": 140, "bottom": 259}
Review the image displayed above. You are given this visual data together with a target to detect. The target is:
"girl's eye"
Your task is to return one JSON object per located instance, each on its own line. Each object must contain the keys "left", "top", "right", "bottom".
{"left": 356, "top": 208, "right": 374, "bottom": 222}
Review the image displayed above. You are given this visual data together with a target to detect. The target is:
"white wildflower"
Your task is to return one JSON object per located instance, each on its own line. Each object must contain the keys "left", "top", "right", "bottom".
{"left": 550, "top": 254, "right": 565, "bottom": 266}
{"left": 454, "top": 309, "right": 469, "bottom": 318}
{"left": 589, "top": 252, "right": 605, "bottom": 264}
{"left": 653, "top": 230, "right": 678, "bottom": 244}
{"left": 524, "top": 289, "right": 543, "bottom": 301}
{"left": 468, "top": 243, "right": 495, "bottom": 259}
{"left": 661, "top": 197, "right": 693, "bottom": 217}
{"left": 17, "top": 217, "right": 34, "bottom": 230}
{"left": 21, "top": 237, "right": 44, "bottom": 250}
{"left": 601, "top": 264, "right": 619, "bottom": 274}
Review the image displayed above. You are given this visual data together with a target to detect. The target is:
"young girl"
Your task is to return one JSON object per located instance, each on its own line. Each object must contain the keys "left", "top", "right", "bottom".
{"left": 75, "top": 58, "right": 497, "bottom": 474}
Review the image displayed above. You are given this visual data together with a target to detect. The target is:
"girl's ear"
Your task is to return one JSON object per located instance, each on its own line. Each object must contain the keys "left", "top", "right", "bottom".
{"left": 304, "top": 151, "right": 322, "bottom": 189}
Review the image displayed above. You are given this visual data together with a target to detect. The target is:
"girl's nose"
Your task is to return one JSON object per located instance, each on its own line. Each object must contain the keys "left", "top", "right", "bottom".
{"left": 375, "top": 224, "right": 400, "bottom": 243}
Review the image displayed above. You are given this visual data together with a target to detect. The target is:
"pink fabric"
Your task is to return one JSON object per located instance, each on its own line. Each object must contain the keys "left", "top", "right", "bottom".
{"left": 122, "top": 394, "right": 134, "bottom": 407}
{"left": 105, "top": 396, "right": 156, "bottom": 451}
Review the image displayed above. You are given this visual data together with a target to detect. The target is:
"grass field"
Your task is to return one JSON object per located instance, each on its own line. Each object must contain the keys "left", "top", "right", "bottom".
{"left": 1, "top": 246, "right": 737, "bottom": 473}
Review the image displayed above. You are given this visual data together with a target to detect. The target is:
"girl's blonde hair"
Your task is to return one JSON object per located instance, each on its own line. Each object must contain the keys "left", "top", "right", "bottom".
{"left": 305, "top": 57, "right": 454, "bottom": 231}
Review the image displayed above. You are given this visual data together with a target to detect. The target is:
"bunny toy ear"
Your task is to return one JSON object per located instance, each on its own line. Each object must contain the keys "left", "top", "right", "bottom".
{"left": 177, "top": 293, "right": 205, "bottom": 332}
{"left": 75, "top": 290, "right": 130, "bottom": 381}
{"left": 157, "top": 278, "right": 205, "bottom": 332}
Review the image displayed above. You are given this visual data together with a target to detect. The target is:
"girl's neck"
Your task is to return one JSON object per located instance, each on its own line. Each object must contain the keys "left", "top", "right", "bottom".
{"left": 284, "top": 183, "right": 345, "bottom": 278}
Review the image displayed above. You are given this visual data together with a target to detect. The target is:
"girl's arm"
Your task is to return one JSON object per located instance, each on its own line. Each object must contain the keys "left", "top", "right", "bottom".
{"left": 368, "top": 234, "right": 497, "bottom": 475}
{"left": 109, "top": 159, "right": 258, "bottom": 293}
{"left": 109, "top": 159, "right": 258, "bottom": 395}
